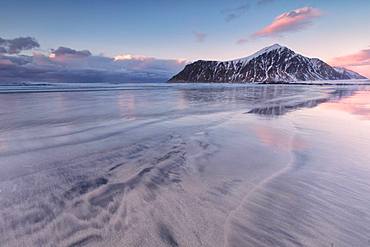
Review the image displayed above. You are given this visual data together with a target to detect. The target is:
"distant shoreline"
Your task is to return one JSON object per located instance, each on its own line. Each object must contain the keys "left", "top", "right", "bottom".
{"left": 0, "top": 80, "right": 369, "bottom": 94}
{"left": 168, "top": 79, "right": 370, "bottom": 86}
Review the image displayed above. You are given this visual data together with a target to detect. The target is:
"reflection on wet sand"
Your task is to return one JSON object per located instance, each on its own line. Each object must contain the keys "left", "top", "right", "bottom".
{"left": 0, "top": 84, "right": 369, "bottom": 247}
{"left": 321, "top": 90, "right": 370, "bottom": 120}
{"left": 247, "top": 88, "right": 359, "bottom": 117}
{"left": 253, "top": 125, "right": 307, "bottom": 151}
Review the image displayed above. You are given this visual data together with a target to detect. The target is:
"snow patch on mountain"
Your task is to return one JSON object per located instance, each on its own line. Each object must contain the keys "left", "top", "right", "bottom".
{"left": 334, "top": 67, "right": 367, "bottom": 79}
{"left": 230, "top": 44, "right": 286, "bottom": 63}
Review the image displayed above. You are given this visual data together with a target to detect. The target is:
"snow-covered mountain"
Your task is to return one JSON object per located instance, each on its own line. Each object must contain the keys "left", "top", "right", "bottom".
{"left": 333, "top": 67, "right": 366, "bottom": 80}
{"left": 169, "top": 44, "right": 367, "bottom": 83}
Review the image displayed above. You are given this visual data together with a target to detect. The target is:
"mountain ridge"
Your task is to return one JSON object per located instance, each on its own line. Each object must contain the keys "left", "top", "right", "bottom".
{"left": 168, "top": 44, "right": 367, "bottom": 83}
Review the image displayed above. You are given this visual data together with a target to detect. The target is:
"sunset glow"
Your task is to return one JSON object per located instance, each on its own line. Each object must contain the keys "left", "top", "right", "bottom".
{"left": 0, "top": 1, "right": 369, "bottom": 245}
{"left": 0, "top": 0, "right": 369, "bottom": 80}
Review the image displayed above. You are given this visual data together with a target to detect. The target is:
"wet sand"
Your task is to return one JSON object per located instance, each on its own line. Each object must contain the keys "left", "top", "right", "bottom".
{"left": 0, "top": 84, "right": 369, "bottom": 246}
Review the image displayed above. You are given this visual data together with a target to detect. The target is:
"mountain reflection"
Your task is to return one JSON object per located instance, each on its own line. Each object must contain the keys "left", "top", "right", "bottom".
{"left": 247, "top": 98, "right": 328, "bottom": 116}
{"left": 247, "top": 87, "right": 360, "bottom": 117}
{"left": 178, "top": 85, "right": 364, "bottom": 117}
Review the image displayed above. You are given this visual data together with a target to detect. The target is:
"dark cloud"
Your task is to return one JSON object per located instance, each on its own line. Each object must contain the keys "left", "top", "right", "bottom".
{"left": 0, "top": 46, "right": 188, "bottom": 83}
{"left": 0, "top": 37, "right": 40, "bottom": 54}
{"left": 51, "top": 47, "right": 92, "bottom": 57}
{"left": 0, "top": 55, "right": 32, "bottom": 66}
{"left": 236, "top": 38, "right": 249, "bottom": 45}
{"left": 0, "top": 35, "right": 188, "bottom": 83}
{"left": 0, "top": 65, "right": 166, "bottom": 84}
{"left": 222, "top": 3, "right": 249, "bottom": 22}
{"left": 257, "top": 0, "right": 275, "bottom": 5}
{"left": 193, "top": 32, "right": 207, "bottom": 43}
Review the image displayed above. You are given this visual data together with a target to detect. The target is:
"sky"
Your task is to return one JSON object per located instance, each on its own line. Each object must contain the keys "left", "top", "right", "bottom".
{"left": 1, "top": 0, "right": 370, "bottom": 82}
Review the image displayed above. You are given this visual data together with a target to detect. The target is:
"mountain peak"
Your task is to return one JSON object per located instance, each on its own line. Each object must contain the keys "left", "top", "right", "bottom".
{"left": 264, "top": 43, "right": 286, "bottom": 51}
{"left": 231, "top": 43, "right": 289, "bottom": 63}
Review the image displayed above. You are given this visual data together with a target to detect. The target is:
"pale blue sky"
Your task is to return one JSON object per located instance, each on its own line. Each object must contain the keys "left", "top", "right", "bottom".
{"left": 1, "top": 0, "right": 369, "bottom": 62}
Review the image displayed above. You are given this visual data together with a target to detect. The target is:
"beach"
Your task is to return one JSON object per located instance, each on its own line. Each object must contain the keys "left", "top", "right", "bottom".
{"left": 0, "top": 83, "right": 369, "bottom": 247}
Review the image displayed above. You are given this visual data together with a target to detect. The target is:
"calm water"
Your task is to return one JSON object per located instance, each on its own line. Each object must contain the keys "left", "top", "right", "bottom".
{"left": 0, "top": 83, "right": 369, "bottom": 247}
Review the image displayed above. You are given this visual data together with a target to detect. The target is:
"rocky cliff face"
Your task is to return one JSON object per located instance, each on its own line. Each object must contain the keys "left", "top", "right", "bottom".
{"left": 169, "top": 44, "right": 366, "bottom": 83}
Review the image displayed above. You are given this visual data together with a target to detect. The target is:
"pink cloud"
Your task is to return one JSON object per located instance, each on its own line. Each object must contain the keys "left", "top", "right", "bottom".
{"left": 113, "top": 53, "right": 188, "bottom": 72}
{"left": 0, "top": 58, "right": 13, "bottom": 66}
{"left": 114, "top": 54, "right": 150, "bottom": 62}
{"left": 331, "top": 49, "right": 370, "bottom": 67}
{"left": 331, "top": 48, "right": 370, "bottom": 79}
{"left": 254, "top": 7, "right": 321, "bottom": 37}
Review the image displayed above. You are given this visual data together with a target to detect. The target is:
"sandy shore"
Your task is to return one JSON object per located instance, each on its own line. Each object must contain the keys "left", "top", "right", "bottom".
{"left": 0, "top": 84, "right": 369, "bottom": 246}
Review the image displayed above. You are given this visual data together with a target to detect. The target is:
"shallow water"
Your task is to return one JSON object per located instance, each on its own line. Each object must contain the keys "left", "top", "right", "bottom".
{"left": 0, "top": 83, "right": 369, "bottom": 247}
